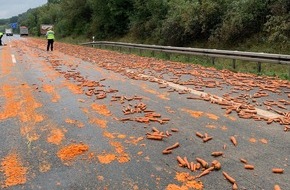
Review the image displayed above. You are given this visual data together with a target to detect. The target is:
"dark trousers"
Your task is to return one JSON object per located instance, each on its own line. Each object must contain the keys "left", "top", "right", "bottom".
{"left": 47, "top": 39, "right": 54, "bottom": 51}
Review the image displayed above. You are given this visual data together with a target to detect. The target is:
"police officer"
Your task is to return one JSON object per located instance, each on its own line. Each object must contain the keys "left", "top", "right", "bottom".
{"left": 46, "top": 27, "right": 55, "bottom": 51}
{"left": 0, "top": 32, "right": 3, "bottom": 46}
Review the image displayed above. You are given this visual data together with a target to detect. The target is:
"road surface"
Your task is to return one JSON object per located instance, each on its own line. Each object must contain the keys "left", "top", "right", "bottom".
{"left": 0, "top": 35, "right": 289, "bottom": 190}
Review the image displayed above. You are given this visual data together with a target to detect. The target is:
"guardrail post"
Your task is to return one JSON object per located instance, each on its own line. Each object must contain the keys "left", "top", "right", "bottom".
{"left": 288, "top": 65, "right": 290, "bottom": 78}
{"left": 257, "top": 62, "right": 262, "bottom": 73}
{"left": 212, "top": 57, "right": 215, "bottom": 65}
{"left": 139, "top": 49, "right": 142, "bottom": 56}
{"left": 232, "top": 59, "right": 236, "bottom": 70}
{"left": 151, "top": 50, "right": 155, "bottom": 57}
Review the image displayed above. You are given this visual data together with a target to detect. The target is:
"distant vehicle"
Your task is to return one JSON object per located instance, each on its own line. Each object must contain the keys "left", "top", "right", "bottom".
{"left": 40, "top": 24, "right": 54, "bottom": 35}
{"left": 5, "top": 28, "right": 13, "bottom": 36}
{"left": 20, "top": 26, "right": 29, "bottom": 36}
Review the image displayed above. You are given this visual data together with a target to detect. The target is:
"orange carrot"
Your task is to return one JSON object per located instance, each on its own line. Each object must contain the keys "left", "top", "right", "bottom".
{"left": 244, "top": 164, "right": 254, "bottom": 170}
{"left": 203, "top": 136, "right": 213, "bottom": 143}
{"left": 223, "top": 144, "right": 227, "bottom": 150}
{"left": 272, "top": 168, "right": 284, "bottom": 174}
{"left": 232, "top": 183, "right": 238, "bottom": 190}
{"left": 230, "top": 136, "right": 237, "bottom": 146}
{"left": 240, "top": 158, "right": 248, "bottom": 164}
{"left": 190, "top": 162, "right": 195, "bottom": 172}
{"left": 211, "top": 151, "right": 223, "bottom": 157}
{"left": 222, "top": 172, "right": 236, "bottom": 184}
{"left": 196, "top": 167, "right": 214, "bottom": 178}
{"left": 146, "top": 135, "right": 163, "bottom": 140}
{"left": 274, "top": 185, "right": 281, "bottom": 190}
{"left": 212, "top": 160, "right": 221, "bottom": 170}
{"left": 196, "top": 163, "right": 201, "bottom": 170}
{"left": 162, "top": 150, "right": 172, "bottom": 154}
{"left": 184, "top": 157, "right": 190, "bottom": 169}
{"left": 171, "top": 128, "right": 179, "bottom": 132}
{"left": 165, "top": 142, "right": 180, "bottom": 151}
{"left": 196, "top": 158, "right": 209, "bottom": 168}
{"left": 196, "top": 132, "right": 204, "bottom": 138}
{"left": 152, "top": 127, "right": 159, "bottom": 132}
{"left": 177, "top": 156, "right": 186, "bottom": 167}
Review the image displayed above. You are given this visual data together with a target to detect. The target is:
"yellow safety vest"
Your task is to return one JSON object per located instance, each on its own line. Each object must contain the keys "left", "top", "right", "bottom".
{"left": 46, "top": 30, "right": 55, "bottom": 40}
{"left": 0, "top": 32, "right": 3, "bottom": 36}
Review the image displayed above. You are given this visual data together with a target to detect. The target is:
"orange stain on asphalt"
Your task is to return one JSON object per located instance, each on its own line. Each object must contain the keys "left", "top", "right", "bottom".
{"left": 1, "top": 153, "right": 27, "bottom": 188}
{"left": 90, "top": 118, "right": 107, "bottom": 128}
{"left": 140, "top": 83, "right": 170, "bottom": 100}
{"left": 91, "top": 103, "right": 111, "bottom": 116}
{"left": 65, "top": 118, "right": 85, "bottom": 128}
{"left": 0, "top": 85, "right": 21, "bottom": 120}
{"left": 166, "top": 172, "right": 203, "bottom": 190}
{"left": 42, "top": 84, "right": 61, "bottom": 102}
{"left": 57, "top": 143, "right": 89, "bottom": 162}
{"left": 0, "top": 46, "right": 14, "bottom": 76}
{"left": 205, "top": 113, "right": 219, "bottom": 120}
{"left": 110, "top": 141, "right": 130, "bottom": 163}
{"left": 47, "top": 128, "right": 65, "bottom": 145}
{"left": 97, "top": 153, "right": 116, "bottom": 164}
{"left": 39, "top": 161, "right": 51, "bottom": 173}
{"left": 103, "top": 131, "right": 115, "bottom": 139}
{"left": 181, "top": 109, "right": 203, "bottom": 118}
{"left": 62, "top": 81, "right": 83, "bottom": 94}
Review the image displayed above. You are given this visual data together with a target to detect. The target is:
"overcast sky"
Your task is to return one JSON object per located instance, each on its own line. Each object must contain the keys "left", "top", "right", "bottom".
{"left": 0, "top": 0, "right": 47, "bottom": 19}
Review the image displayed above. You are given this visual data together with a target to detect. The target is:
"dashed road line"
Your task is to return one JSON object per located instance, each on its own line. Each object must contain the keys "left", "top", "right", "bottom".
{"left": 11, "top": 54, "right": 16, "bottom": 64}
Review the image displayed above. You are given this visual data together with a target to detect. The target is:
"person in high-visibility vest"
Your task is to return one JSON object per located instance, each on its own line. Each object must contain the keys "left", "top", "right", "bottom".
{"left": 46, "top": 27, "right": 55, "bottom": 51}
{"left": 0, "top": 32, "right": 3, "bottom": 46}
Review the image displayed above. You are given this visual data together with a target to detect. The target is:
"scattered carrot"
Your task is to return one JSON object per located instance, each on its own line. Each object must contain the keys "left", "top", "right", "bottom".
{"left": 211, "top": 160, "right": 221, "bottom": 170}
{"left": 190, "top": 162, "right": 195, "bottom": 172}
{"left": 171, "top": 128, "right": 179, "bottom": 132}
{"left": 240, "top": 158, "right": 248, "bottom": 164}
{"left": 196, "top": 158, "right": 209, "bottom": 168}
{"left": 184, "top": 157, "right": 190, "bottom": 169}
{"left": 196, "top": 132, "right": 204, "bottom": 138}
{"left": 162, "top": 150, "right": 172, "bottom": 154}
{"left": 203, "top": 136, "right": 213, "bottom": 143}
{"left": 232, "top": 183, "right": 238, "bottom": 190}
{"left": 196, "top": 167, "right": 214, "bottom": 178}
{"left": 230, "top": 136, "right": 237, "bottom": 146}
{"left": 211, "top": 151, "right": 223, "bottom": 157}
{"left": 177, "top": 156, "right": 186, "bottom": 167}
{"left": 152, "top": 127, "right": 159, "bottom": 132}
{"left": 196, "top": 163, "right": 201, "bottom": 170}
{"left": 244, "top": 164, "right": 254, "bottom": 170}
{"left": 165, "top": 142, "right": 180, "bottom": 151}
{"left": 222, "top": 171, "right": 236, "bottom": 184}
{"left": 272, "top": 168, "right": 284, "bottom": 174}
{"left": 146, "top": 135, "right": 163, "bottom": 140}
{"left": 274, "top": 185, "right": 281, "bottom": 190}
{"left": 223, "top": 144, "right": 227, "bottom": 150}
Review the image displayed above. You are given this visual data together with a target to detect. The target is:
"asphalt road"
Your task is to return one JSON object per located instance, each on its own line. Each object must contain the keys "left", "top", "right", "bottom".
{"left": 0, "top": 35, "right": 289, "bottom": 190}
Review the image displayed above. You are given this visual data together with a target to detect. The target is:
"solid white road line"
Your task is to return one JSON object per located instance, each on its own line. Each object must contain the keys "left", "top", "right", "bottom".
{"left": 126, "top": 70, "right": 281, "bottom": 119}
{"left": 11, "top": 54, "right": 16, "bottom": 64}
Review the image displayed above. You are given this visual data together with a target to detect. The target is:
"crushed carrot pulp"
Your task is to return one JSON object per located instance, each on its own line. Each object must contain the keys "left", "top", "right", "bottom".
{"left": 1, "top": 153, "right": 27, "bottom": 188}
{"left": 47, "top": 129, "right": 65, "bottom": 145}
{"left": 57, "top": 144, "right": 89, "bottom": 161}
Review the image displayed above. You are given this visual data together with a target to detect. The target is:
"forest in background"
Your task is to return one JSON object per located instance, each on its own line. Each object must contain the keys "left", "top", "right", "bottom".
{"left": 0, "top": 0, "right": 290, "bottom": 54}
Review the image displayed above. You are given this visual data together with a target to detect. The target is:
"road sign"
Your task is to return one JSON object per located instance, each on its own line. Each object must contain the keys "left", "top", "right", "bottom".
{"left": 10, "top": 23, "right": 18, "bottom": 29}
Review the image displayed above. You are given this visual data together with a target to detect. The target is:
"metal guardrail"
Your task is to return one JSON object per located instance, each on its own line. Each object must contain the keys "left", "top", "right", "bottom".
{"left": 81, "top": 41, "right": 290, "bottom": 76}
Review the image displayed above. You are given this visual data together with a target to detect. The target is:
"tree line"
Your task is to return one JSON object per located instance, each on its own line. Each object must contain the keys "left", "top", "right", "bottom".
{"left": 1, "top": 0, "right": 290, "bottom": 52}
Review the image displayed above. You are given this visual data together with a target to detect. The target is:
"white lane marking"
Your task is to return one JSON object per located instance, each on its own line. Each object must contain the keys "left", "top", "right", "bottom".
{"left": 11, "top": 54, "right": 17, "bottom": 64}
{"left": 126, "top": 70, "right": 281, "bottom": 119}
